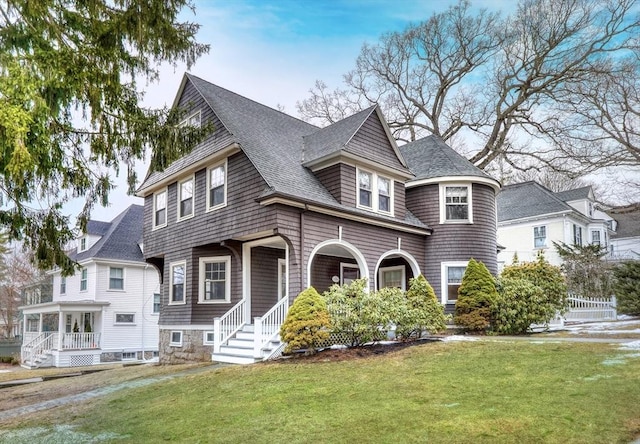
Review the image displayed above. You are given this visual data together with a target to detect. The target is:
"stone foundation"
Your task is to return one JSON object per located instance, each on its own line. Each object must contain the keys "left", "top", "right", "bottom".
{"left": 100, "top": 350, "right": 159, "bottom": 363}
{"left": 159, "top": 329, "right": 212, "bottom": 364}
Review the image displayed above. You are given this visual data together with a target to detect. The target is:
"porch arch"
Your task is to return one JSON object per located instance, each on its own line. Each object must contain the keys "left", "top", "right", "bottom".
{"left": 307, "top": 239, "right": 369, "bottom": 291}
{"left": 374, "top": 249, "right": 421, "bottom": 290}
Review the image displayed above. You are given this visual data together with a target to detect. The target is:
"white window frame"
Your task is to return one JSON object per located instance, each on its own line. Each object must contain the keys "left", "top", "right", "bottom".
{"left": 79, "top": 237, "right": 87, "bottom": 252}
{"left": 198, "top": 256, "right": 231, "bottom": 303}
{"left": 152, "top": 293, "right": 161, "bottom": 314}
{"left": 170, "top": 330, "right": 183, "bottom": 347}
{"left": 440, "top": 261, "right": 468, "bottom": 304}
{"left": 122, "top": 352, "right": 137, "bottom": 360}
{"left": 340, "top": 263, "right": 360, "bottom": 285}
{"left": 177, "top": 176, "right": 195, "bottom": 221}
{"left": 179, "top": 110, "right": 201, "bottom": 128}
{"left": 114, "top": 313, "right": 136, "bottom": 325}
{"left": 203, "top": 331, "right": 215, "bottom": 345}
{"left": 439, "top": 184, "right": 473, "bottom": 224}
{"left": 207, "top": 160, "right": 228, "bottom": 211}
{"left": 356, "top": 167, "right": 394, "bottom": 216}
{"left": 108, "top": 267, "right": 125, "bottom": 291}
{"left": 277, "top": 258, "right": 287, "bottom": 300}
{"left": 60, "top": 276, "right": 66, "bottom": 295}
{"left": 573, "top": 224, "right": 583, "bottom": 246}
{"left": 379, "top": 265, "right": 406, "bottom": 291}
{"left": 80, "top": 267, "right": 88, "bottom": 292}
{"left": 169, "top": 261, "right": 187, "bottom": 305}
{"left": 153, "top": 188, "right": 168, "bottom": 229}
{"left": 591, "top": 229, "right": 601, "bottom": 246}
{"left": 534, "top": 225, "right": 547, "bottom": 249}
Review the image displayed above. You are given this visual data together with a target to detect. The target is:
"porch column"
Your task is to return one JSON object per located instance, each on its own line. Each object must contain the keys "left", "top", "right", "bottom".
{"left": 22, "top": 313, "right": 27, "bottom": 338}
{"left": 38, "top": 314, "right": 43, "bottom": 333}
{"left": 57, "top": 311, "right": 64, "bottom": 349}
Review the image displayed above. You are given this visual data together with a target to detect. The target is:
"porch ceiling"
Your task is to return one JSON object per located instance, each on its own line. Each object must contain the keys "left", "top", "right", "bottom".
{"left": 316, "top": 244, "right": 355, "bottom": 258}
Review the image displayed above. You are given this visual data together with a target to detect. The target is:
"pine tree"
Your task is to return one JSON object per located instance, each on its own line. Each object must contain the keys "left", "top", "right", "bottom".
{"left": 454, "top": 259, "right": 498, "bottom": 332}
{"left": 613, "top": 261, "right": 640, "bottom": 316}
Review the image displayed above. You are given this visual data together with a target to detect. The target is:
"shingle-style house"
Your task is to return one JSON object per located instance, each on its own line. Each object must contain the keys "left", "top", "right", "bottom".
{"left": 607, "top": 204, "right": 640, "bottom": 261}
{"left": 137, "top": 74, "right": 501, "bottom": 364}
{"left": 497, "top": 182, "right": 616, "bottom": 268}
{"left": 19, "top": 205, "right": 161, "bottom": 368}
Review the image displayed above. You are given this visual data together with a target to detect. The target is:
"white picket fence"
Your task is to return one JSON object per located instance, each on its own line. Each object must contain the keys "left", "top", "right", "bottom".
{"left": 563, "top": 294, "right": 617, "bottom": 322}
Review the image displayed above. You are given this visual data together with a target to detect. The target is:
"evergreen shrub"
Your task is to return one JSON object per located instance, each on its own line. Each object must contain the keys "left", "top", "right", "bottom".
{"left": 454, "top": 259, "right": 498, "bottom": 332}
{"left": 492, "top": 277, "right": 548, "bottom": 334}
{"left": 395, "top": 274, "right": 447, "bottom": 340}
{"left": 280, "top": 287, "right": 330, "bottom": 354}
{"left": 613, "top": 261, "right": 640, "bottom": 316}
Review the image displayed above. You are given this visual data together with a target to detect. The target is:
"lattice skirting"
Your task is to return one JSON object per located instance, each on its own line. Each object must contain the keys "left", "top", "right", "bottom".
{"left": 69, "top": 354, "right": 97, "bottom": 367}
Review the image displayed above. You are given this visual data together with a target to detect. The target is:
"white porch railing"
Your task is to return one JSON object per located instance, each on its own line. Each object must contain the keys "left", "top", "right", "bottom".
{"left": 565, "top": 295, "right": 617, "bottom": 322}
{"left": 213, "top": 299, "right": 247, "bottom": 354}
{"left": 21, "top": 332, "right": 57, "bottom": 366}
{"left": 61, "top": 332, "right": 101, "bottom": 350}
{"left": 254, "top": 297, "right": 289, "bottom": 359}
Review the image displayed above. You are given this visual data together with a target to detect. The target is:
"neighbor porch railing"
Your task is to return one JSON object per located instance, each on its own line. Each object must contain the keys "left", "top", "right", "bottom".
{"left": 21, "top": 332, "right": 57, "bottom": 366}
{"left": 254, "top": 297, "right": 289, "bottom": 359}
{"left": 213, "top": 299, "right": 247, "bottom": 354}
{"left": 564, "top": 295, "right": 617, "bottom": 322}
{"left": 61, "top": 332, "right": 101, "bottom": 350}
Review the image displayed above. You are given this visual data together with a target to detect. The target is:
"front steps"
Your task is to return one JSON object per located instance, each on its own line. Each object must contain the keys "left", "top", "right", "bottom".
{"left": 21, "top": 352, "right": 53, "bottom": 369}
{"left": 212, "top": 324, "right": 282, "bottom": 365}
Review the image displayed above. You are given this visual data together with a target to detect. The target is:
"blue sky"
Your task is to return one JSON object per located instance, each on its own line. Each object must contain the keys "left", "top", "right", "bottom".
{"left": 85, "top": 0, "right": 514, "bottom": 222}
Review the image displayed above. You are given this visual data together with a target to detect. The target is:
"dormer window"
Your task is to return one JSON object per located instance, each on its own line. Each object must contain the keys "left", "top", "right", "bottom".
{"left": 80, "top": 237, "right": 87, "bottom": 252}
{"left": 356, "top": 167, "right": 393, "bottom": 215}
{"left": 178, "top": 177, "right": 194, "bottom": 220}
{"left": 440, "top": 184, "right": 473, "bottom": 223}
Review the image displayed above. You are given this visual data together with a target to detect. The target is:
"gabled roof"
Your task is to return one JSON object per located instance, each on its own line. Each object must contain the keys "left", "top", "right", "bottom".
{"left": 86, "top": 220, "right": 111, "bottom": 236}
{"left": 608, "top": 204, "right": 640, "bottom": 239}
{"left": 70, "top": 205, "right": 144, "bottom": 263}
{"left": 497, "top": 182, "right": 574, "bottom": 222}
{"left": 555, "top": 186, "right": 593, "bottom": 202}
{"left": 399, "top": 135, "right": 498, "bottom": 188}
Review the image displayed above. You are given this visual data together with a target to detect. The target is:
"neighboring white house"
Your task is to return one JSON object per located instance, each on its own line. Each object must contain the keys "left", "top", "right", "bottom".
{"left": 497, "top": 182, "right": 616, "bottom": 268}
{"left": 19, "top": 205, "right": 161, "bottom": 368}
{"left": 607, "top": 204, "right": 640, "bottom": 261}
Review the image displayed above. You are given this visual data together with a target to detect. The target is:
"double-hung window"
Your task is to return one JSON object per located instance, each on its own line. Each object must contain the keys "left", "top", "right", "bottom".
{"left": 442, "top": 185, "right": 471, "bottom": 223}
{"left": 357, "top": 168, "right": 393, "bottom": 215}
{"left": 109, "top": 267, "right": 124, "bottom": 290}
{"left": 379, "top": 265, "right": 406, "bottom": 290}
{"left": 207, "top": 161, "right": 226, "bottom": 210}
{"left": 153, "top": 293, "right": 161, "bottom": 314}
{"left": 573, "top": 224, "right": 583, "bottom": 246}
{"left": 154, "top": 190, "right": 167, "bottom": 228}
{"left": 170, "top": 262, "right": 186, "bottom": 304}
{"left": 178, "top": 177, "right": 194, "bottom": 220}
{"left": 534, "top": 226, "right": 547, "bottom": 248}
{"left": 199, "top": 256, "right": 231, "bottom": 303}
{"left": 60, "top": 276, "right": 66, "bottom": 295}
{"left": 80, "top": 237, "right": 87, "bottom": 251}
{"left": 591, "top": 230, "right": 601, "bottom": 246}
{"left": 441, "top": 262, "right": 467, "bottom": 304}
{"left": 80, "top": 268, "right": 88, "bottom": 291}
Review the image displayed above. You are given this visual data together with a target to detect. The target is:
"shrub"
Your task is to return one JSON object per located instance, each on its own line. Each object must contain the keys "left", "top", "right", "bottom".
{"left": 396, "top": 274, "right": 447, "bottom": 340}
{"left": 613, "top": 261, "right": 640, "bottom": 316}
{"left": 492, "top": 277, "right": 548, "bottom": 335}
{"left": 555, "top": 242, "right": 614, "bottom": 299}
{"left": 454, "top": 259, "right": 498, "bottom": 332}
{"left": 500, "top": 252, "right": 568, "bottom": 317}
{"left": 280, "top": 287, "right": 330, "bottom": 354}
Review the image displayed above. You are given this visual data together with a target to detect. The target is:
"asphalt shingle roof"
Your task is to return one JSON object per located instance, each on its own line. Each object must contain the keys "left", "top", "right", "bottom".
{"left": 555, "top": 186, "right": 592, "bottom": 202}
{"left": 399, "top": 135, "right": 495, "bottom": 181}
{"left": 70, "top": 205, "right": 144, "bottom": 262}
{"left": 608, "top": 204, "right": 640, "bottom": 238}
{"left": 497, "top": 182, "right": 573, "bottom": 222}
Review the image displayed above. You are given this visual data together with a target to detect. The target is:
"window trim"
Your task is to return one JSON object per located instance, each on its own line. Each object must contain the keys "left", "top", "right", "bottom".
{"left": 114, "top": 313, "right": 136, "bottom": 325}
{"left": 169, "top": 261, "right": 187, "bottom": 305}
{"left": 177, "top": 175, "right": 195, "bottom": 221}
{"left": 439, "top": 184, "right": 473, "bottom": 224}
{"left": 590, "top": 229, "right": 601, "bottom": 246}
{"left": 122, "top": 352, "right": 137, "bottom": 361}
{"left": 152, "top": 188, "right": 168, "bottom": 230}
{"left": 277, "top": 258, "right": 287, "bottom": 300}
{"left": 198, "top": 256, "right": 231, "bottom": 304}
{"left": 79, "top": 237, "right": 87, "bottom": 252}
{"left": 379, "top": 265, "right": 406, "bottom": 291}
{"left": 534, "top": 225, "right": 547, "bottom": 249}
{"left": 573, "top": 224, "right": 583, "bottom": 246}
{"left": 80, "top": 268, "right": 88, "bottom": 292}
{"left": 356, "top": 167, "right": 394, "bottom": 216}
{"left": 60, "top": 276, "right": 66, "bottom": 295}
{"left": 440, "top": 261, "right": 468, "bottom": 304}
{"left": 108, "top": 267, "right": 125, "bottom": 291}
{"left": 179, "top": 110, "right": 201, "bottom": 128}
{"left": 340, "top": 263, "right": 360, "bottom": 285}
{"left": 170, "top": 330, "right": 183, "bottom": 347}
{"left": 152, "top": 293, "right": 161, "bottom": 314}
{"left": 206, "top": 159, "right": 228, "bottom": 212}
{"left": 203, "top": 331, "right": 215, "bottom": 345}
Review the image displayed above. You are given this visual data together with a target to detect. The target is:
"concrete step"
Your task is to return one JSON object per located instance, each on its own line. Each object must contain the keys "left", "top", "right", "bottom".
{"left": 212, "top": 353, "right": 259, "bottom": 365}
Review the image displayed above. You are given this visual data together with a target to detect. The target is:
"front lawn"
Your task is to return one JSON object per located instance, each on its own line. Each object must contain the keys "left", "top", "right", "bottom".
{"left": 4, "top": 340, "right": 640, "bottom": 443}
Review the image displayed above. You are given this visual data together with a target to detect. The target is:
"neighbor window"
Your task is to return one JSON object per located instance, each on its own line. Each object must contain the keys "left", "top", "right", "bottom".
{"left": 180, "top": 110, "right": 201, "bottom": 128}
{"left": 170, "top": 331, "right": 183, "bottom": 346}
{"left": 154, "top": 190, "right": 167, "bottom": 228}
{"left": 153, "top": 293, "right": 161, "bottom": 314}
{"left": 208, "top": 161, "right": 227, "bottom": 210}
{"left": 80, "top": 268, "right": 88, "bottom": 291}
{"left": 379, "top": 265, "right": 406, "bottom": 290}
{"left": 442, "top": 185, "right": 471, "bottom": 222}
{"left": 534, "top": 226, "right": 547, "bottom": 248}
{"left": 357, "top": 168, "right": 393, "bottom": 214}
{"left": 573, "top": 224, "right": 583, "bottom": 245}
{"left": 591, "top": 230, "right": 601, "bottom": 246}
{"left": 340, "top": 263, "right": 360, "bottom": 285}
{"left": 441, "top": 262, "right": 467, "bottom": 304}
{"left": 115, "top": 313, "right": 135, "bottom": 324}
{"left": 178, "top": 177, "right": 194, "bottom": 220}
{"left": 109, "top": 267, "right": 124, "bottom": 290}
{"left": 199, "top": 256, "right": 231, "bottom": 303}
{"left": 60, "top": 276, "right": 66, "bottom": 295}
{"left": 170, "top": 262, "right": 186, "bottom": 304}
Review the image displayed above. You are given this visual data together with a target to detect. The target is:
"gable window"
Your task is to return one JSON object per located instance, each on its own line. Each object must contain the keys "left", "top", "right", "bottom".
{"left": 80, "top": 237, "right": 87, "bottom": 252}
{"left": 534, "top": 226, "right": 547, "bottom": 248}
{"left": 441, "top": 185, "right": 471, "bottom": 223}
{"left": 80, "top": 268, "right": 88, "bottom": 291}
{"left": 180, "top": 110, "right": 201, "bottom": 128}
{"left": 115, "top": 313, "right": 135, "bottom": 324}
{"left": 109, "top": 267, "right": 124, "bottom": 290}
{"left": 178, "top": 177, "right": 194, "bottom": 220}
{"left": 207, "top": 161, "right": 227, "bottom": 210}
{"left": 573, "top": 224, "right": 583, "bottom": 246}
{"left": 153, "top": 293, "right": 161, "bottom": 314}
{"left": 441, "top": 262, "right": 467, "bottom": 304}
{"left": 170, "top": 261, "right": 186, "bottom": 304}
{"left": 60, "top": 276, "right": 66, "bottom": 295}
{"left": 379, "top": 265, "right": 406, "bottom": 290}
{"left": 591, "top": 230, "right": 601, "bottom": 246}
{"left": 170, "top": 331, "right": 183, "bottom": 347}
{"left": 356, "top": 168, "right": 394, "bottom": 215}
{"left": 340, "top": 263, "right": 360, "bottom": 285}
{"left": 153, "top": 190, "right": 167, "bottom": 228}
{"left": 199, "top": 256, "right": 231, "bottom": 303}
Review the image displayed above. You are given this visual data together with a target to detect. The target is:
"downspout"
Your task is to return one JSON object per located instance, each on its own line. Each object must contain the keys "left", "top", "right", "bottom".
{"left": 141, "top": 264, "right": 147, "bottom": 361}
{"left": 300, "top": 208, "right": 306, "bottom": 292}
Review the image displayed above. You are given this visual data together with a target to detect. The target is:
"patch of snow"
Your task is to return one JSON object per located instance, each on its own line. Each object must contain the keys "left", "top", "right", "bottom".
{"left": 0, "top": 424, "right": 126, "bottom": 443}
{"left": 441, "top": 335, "right": 478, "bottom": 342}
{"left": 583, "top": 374, "right": 612, "bottom": 381}
{"left": 619, "top": 340, "right": 640, "bottom": 351}
{"left": 0, "top": 370, "right": 12, "bottom": 373}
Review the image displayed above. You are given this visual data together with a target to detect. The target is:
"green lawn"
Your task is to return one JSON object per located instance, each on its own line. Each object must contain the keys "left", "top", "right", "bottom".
{"left": 6, "top": 340, "right": 640, "bottom": 443}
